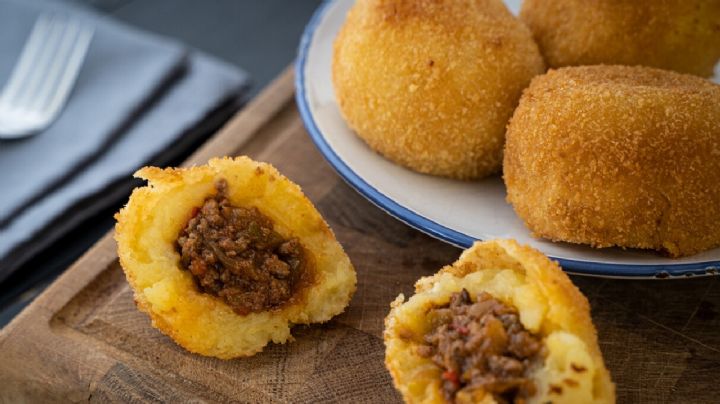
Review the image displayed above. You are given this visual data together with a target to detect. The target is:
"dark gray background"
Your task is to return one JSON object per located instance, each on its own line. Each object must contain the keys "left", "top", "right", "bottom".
{"left": 82, "top": 0, "right": 323, "bottom": 97}
{"left": 0, "top": 0, "right": 323, "bottom": 325}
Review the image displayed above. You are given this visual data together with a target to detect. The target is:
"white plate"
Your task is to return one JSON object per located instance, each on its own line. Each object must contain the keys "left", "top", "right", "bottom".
{"left": 295, "top": 0, "right": 720, "bottom": 278}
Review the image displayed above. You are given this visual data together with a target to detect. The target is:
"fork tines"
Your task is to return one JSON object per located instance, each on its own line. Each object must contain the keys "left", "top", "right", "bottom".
{"left": 0, "top": 15, "right": 94, "bottom": 138}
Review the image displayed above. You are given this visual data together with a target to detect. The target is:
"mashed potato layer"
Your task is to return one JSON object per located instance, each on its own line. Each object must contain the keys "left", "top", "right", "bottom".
{"left": 384, "top": 239, "right": 614, "bottom": 403}
{"left": 115, "top": 157, "right": 356, "bottom": 358}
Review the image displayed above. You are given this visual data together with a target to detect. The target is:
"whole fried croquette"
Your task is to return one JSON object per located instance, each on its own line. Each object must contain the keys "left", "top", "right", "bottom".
{"left": 332, "top": 0, "right": 545, "bottom": 179}
{"left": 520, "top": 0, "right": 720, "bottom": 77}
{"left": 115, "top": 157, "right": 356, "bottom": 358}
{"left": 384, "top": 239, "right": 615, "bottom": 404}
{"left": 504, "top": 65, "right": 720, "bottom": 257}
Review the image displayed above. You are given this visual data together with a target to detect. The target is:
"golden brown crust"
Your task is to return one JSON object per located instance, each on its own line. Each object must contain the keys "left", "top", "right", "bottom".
{"left": 332, "top": 0, "right": 545, "bottom": 179}
{"left": 520, "top": 0, "right": 720, "bottom": 77}
{"left": 384, "top": 239, "right": 615, "bottom": 403}
{"left": 115, "top": 157, "right": 356, "bottom": 358}
{"left": 504, "top": 65, "right": 720, "bottom": 257}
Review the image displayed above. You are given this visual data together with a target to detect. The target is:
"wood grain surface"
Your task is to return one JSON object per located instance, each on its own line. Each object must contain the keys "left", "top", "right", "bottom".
{"left": 1, "top": 68, "right": 718, "bottom": 403}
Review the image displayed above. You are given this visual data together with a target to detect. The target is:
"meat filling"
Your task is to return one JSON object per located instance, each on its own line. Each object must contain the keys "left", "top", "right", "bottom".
{"left": 417, "top": 289, "right": 544, "bottom": 403}
{"left": 176, "top": 179, "right": 311, "bottom": 315}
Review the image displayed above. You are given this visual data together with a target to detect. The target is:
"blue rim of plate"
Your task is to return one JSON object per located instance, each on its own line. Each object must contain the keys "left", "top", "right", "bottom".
{"left": 294, "top": 0, "right": 720, "bottom": 279}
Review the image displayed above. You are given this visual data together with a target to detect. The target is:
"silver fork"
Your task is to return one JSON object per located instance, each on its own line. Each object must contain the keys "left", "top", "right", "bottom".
{"left": 0, "top": 15, "right": 94, "bottom": 139}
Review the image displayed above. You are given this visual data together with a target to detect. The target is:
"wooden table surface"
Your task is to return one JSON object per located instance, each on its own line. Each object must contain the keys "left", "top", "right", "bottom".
{"left": 0, "top": 68, "right": 718, "bottom": 403}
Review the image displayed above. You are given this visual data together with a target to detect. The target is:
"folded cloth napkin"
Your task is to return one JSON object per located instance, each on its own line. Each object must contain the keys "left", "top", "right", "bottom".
{"left": 0, "top": 0, "right": 187, "bottom": 226}
{"left": 0, "top": 0, "right": 249, "bottom": 280}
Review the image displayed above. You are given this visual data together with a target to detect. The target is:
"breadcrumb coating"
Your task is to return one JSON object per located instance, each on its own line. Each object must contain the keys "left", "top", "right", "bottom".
{"left": 520, "top": 0, "right": 720, "bottom": 77}
{"left": 333, "top": 0, "right": 545, "bottom": 179}
{"left": 504, "top": 65, "right": 720, "bottom": 257}
{"left": 384, "top": 239, "right": 615, "bottom": 403}
{"left": 115, "top": 157, "right": 356, "bottom": 358}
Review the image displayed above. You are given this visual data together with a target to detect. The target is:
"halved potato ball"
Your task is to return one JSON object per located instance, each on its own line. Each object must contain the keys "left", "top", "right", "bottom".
{"left": 332, "top": 0, "right": 546, "bottom": 179}
{"left": 384, "top": 239, "right": 614, "bottom": 403}
{"left": 520, "top": 0, "right": 720, "bottom": 77}
{"left": 504, "top": 65, "right": 720, "bottom": 257}
{"left": 115, "top": 157, "right": 356, "bottom": 358}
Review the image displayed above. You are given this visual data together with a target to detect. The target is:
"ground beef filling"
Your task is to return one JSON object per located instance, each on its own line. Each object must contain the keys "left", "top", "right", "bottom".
{"left": 417, "top": 289, "right": 544, "bottom": 404}
{"left": 176, "top": 179, "right": 311, "bottom": 315}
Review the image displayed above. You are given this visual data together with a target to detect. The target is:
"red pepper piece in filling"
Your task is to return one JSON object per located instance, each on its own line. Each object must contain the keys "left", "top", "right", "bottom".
{"left": 442, "top": 370, "right": 460, "bottom": 387}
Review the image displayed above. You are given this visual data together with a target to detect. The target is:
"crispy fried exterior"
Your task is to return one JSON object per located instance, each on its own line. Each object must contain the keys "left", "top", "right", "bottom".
{"left": 115, "top": 157, "right": 356, "bottom": 358}
{"left": 332, "top": 0, "right": 545, "bottom": 179}
{"left": 384, "top": 239, "right": 615, "bottom": 403}
{"left": 520, "top": 0, "right": 720, "bottom": 77}
{"left": 504, "top": 65, "right": 720, "bottom": 257}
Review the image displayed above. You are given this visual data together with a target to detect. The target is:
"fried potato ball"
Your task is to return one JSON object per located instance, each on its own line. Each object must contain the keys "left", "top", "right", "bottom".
{"left": 332, "top": 0, "right": 545, "bottom": 179}
{"left": 115, "top": 157, "right": 356, "bottom": 358}
{"left": 504, "top": 65, "right": 720, "bottom": 257}
{"left": 384, "top": 239, "right": 614, "bottom": 404}
{"left": 520, "top": 0, "right": 720, "bottom": 77}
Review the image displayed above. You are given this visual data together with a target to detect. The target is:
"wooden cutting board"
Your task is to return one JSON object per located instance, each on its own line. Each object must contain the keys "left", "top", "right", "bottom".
{"left": 1, "top": 67, "right": 719, "bottom": 403}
